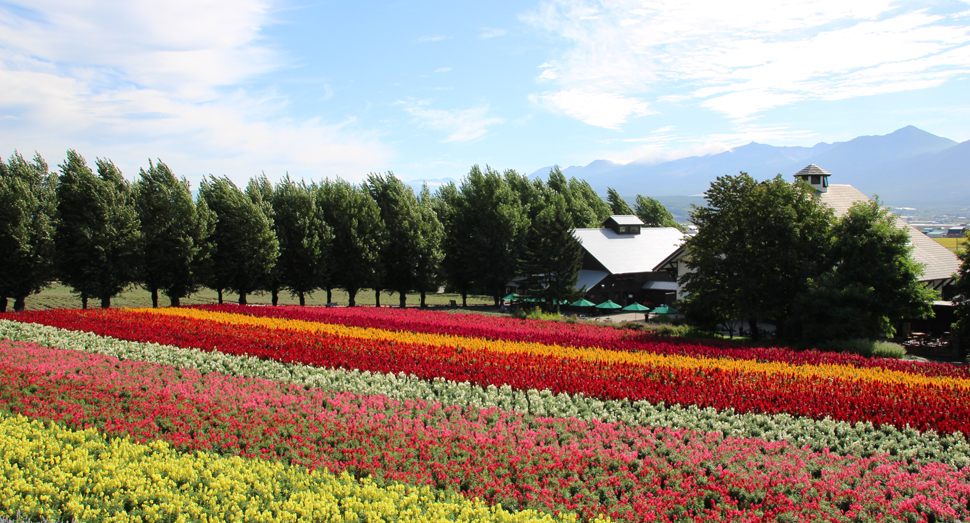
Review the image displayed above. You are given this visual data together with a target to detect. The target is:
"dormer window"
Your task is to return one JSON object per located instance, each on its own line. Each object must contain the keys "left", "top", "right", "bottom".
{"left": 602, "top": 215, "right": 645, "bottom": 234}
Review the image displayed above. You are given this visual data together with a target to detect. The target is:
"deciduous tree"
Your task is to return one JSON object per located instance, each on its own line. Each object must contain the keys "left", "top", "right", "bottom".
{"left": 55, "top": 152, "right": 141, "bottom": 309}
{"left": 681, "top": 173, "right": 833, "bottom": 339}
{"left": 272, "top": 176, "right": 329, "bottom": 306}
{"left": 199, "top": 175, "right": 278, "bottom": 305}
{"left": 0, "top": 151, "right": 56, "bottom": 312}
{"left": 634, "top": 195, "right": 680, "bottom": 229}
{"left": 134, "top": 160, "right": 214, "bottom": 307}
{"left": 317, "top": 179, "right": 383, "bottom": 307}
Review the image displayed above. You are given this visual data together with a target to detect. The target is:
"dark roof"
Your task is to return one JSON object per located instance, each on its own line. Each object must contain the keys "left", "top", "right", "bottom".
{"left": 603, "top": 215, "right": 644, "bottom": 227}
{"left": 794, "top": 164, "right": 831, "bottom": 177}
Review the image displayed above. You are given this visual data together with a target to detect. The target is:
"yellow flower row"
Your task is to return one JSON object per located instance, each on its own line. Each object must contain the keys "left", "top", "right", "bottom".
{"left": 135, "top": 307, "right": 970, "bottom": 394}
{"left": 0, "top": 413, "right": 596, "bottom": 523}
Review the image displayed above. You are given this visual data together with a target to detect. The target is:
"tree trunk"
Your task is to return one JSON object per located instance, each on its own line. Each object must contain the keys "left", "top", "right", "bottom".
{"left": 81, "top": 292, "right": 88, "bottom": 310}
{"left": 326, "top": 288, "right": 333, "bottom": 305}
{"left": 461, "top": 291, "right": 468, "bottom": 308}
{"left": 748, "top": 317, "right": 759, "bottom": 340}
{"left": 493, "top": 294, "right": 500, "bottom": 307}
{"left": 151, "top": 288, "right": 159, "bottom": 308}
{"left": 238, "top": 292, "right": 247, "bottom": 305}
{"left": 170, "top": 295, "right": 181, "bottom": 307}
{"left": 0, "top": 297, "right": 6, "bottom": 313}
{"left": 272, "top": 289, "right": 279, "bottom": 306}
{"left": 375, "top": 289, "right": 381, "bottom": 307}
{"left": 399, "top": 290, "right": 407, "bottom": 308}
{"left": 420, "top": 291, "right": 427, "bottom": 308}
{"left": 217, "top": 289, "right": 223, "bottom": 304}
{"left": 299, "top": 291, "right": 305, "bottom": 306}
{"left": 100, "top": 296, "right": 111, "bottom": 309}
{"left": 13, "top": 296, "right": 26, "bottom": 312}
{"left": 348, "top": 288, "right": 357, "bottom": 307}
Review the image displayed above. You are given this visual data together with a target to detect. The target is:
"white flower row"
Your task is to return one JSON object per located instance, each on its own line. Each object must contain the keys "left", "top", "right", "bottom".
{"left": 2, "top": 318, "right": 968, "bottom": 469}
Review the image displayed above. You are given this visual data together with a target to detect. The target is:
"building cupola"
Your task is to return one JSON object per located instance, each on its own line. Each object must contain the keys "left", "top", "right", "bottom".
{"left": 793, "top": 164, "right": 831, "bottom": 193}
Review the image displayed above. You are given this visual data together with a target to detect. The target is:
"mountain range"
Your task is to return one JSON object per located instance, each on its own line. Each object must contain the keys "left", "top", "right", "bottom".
{"left": 526, "top": 125, "right": 969, "bottom": 210}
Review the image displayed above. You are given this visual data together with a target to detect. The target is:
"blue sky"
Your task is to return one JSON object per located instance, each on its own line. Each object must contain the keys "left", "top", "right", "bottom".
{"left": 2, "top": 0, "right": 969, "bottom": 190}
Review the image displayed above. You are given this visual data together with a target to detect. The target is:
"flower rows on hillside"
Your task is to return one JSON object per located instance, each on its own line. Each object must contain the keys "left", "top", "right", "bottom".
{"left": 3, "top": 306, "right": 970, "bottom": 522}
{"left": 195, "top": 304, "right": 970, "bottom": 380}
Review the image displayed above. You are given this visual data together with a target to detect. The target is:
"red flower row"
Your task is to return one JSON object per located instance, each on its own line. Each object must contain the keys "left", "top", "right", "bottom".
{"left": 3, "top": 340, "right": 968, "bottom": 523}
{"left": 192, "top": 304, "right": 969, "bottom": 380}
{"left": 9, "top": 309, "right": 970, "bottom": 435}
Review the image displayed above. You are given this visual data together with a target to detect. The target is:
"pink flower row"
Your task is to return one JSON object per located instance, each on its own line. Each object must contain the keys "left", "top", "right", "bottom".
{"left": 2, "top": 338, "right": 968, "bottom": 522}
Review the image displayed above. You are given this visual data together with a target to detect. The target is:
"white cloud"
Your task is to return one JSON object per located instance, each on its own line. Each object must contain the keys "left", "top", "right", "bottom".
{"left": 534, "top": 88, "right": 654, "bottom": 129}
{"left": 399, "top": 101, "right": 504, "bottom": 143}
{"left": 435, "top": 67, "right": 452, "bottom": 73}
{"left": 523, "top": 0, "right": 970, "bottom": 123}
{"left": 480, "top": 27, "right": 507, "bottom": 39}
{"left": 0, "top": 0, "right": 390, "bottom": 183}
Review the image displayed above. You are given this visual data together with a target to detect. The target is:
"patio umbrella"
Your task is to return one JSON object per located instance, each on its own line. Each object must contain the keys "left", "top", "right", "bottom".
{"left": 595, "top": 300, "right": 623, "bottom": 311}
{"left": 652, "top": 305, "right": 678, "bottom": 315}
{"left": 501, "top": 293, "right": 519, "bottom": 301}
{"left": 571, "top": 299, "right": 596, "bottom": 307}
{"left": 622, "top": 302, "right": 652, "bottom": 321}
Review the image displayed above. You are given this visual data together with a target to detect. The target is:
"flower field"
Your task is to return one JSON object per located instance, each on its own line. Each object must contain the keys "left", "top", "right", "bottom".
{"left": 2, "top": 305, "right": 970, "bottom": 522}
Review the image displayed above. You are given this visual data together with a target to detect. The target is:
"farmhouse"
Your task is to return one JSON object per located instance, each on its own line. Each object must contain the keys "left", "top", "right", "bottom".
{"left": 572, "top": 215, "right": 685, "bottom": 306}
{"left": 656, "top": 164, "right": 962, "bottom": 300}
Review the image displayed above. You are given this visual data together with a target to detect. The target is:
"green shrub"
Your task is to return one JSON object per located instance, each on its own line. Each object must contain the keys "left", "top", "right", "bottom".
{"left": 872, "top": 340, "right": 906, "bottom": 359}
{"left": 815, "top": 339, "right": 906, "bottom": 359}
{"left": 510, "top": 307, "right": 561, "bottom": 322}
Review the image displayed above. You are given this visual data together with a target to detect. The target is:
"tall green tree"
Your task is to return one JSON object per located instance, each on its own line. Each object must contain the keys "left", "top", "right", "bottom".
{"left": 570, "top": 178, "right": 611, "bottom": 225}
{"left": 317, "top": 179, "right": 384, "bottom": 307}
{"left": 606, "top": 187, "right": 634, "bottom": 215}
{"left": 55, "top": 151, "right": 141, "bottom": 309}
{"left": 272, "top": 176, "right": 330, "bottom": 306}
{"left": 199, "top": 175, "right": 278, "bottom": 305}
{"left": 0, "top": 151, "right": 57, "bottom": 312}
{"left": 519, "top": 192, "right": 584, "bottom": 312}
{"left": 133, "top": 160, "right": 214, "bottom": 307}
{"left": 546, "top": 167, "right": 599, "bottom": 228}
{"left": 459, "top": 165, "right": 529, "bottom": 306}
{"left": 681, "top": 173, "right": 833, "bottom": 339}
{"left": 824, "top": 198, "right": 935, "bottom": 338}
{"left": 435, "top": 181, "right": 475, "bottom": 306}
{"left": 634, "top": 195, "right": 680, "bottom": 229}
{"left": 414, "top": 184, "right": 444, "bottom": 308}
{"left": 367, "top": 172, "right": 428, "bottom": 308}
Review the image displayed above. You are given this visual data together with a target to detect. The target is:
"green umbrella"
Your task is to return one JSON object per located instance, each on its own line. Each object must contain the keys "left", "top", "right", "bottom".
{"left": 622, "top": 302, "right": 651, "bottom": 312}
{"left": 595, "top": 300, "right": 623, "bottom": 310}
{"left": 622, "top": 302, "right": 652, "bottom": 321}
{"left": 571, "top": 299, "right": 597, "bottom": 307}
{"left": 652, "top": 305, "right": 678, "bottom": 315}
{"left": 501, "top": 293, "right": 519, "bottom": 301}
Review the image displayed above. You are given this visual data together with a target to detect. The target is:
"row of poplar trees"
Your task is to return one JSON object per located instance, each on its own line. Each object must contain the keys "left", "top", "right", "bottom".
{"left": 0, "top": 149, "right": 680, "bottom": 312}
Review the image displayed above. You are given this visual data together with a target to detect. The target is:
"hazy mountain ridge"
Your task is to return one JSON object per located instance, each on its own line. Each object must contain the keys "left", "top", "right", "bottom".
{"left": 528, "top": 126, "right": 968, "bottom": 207}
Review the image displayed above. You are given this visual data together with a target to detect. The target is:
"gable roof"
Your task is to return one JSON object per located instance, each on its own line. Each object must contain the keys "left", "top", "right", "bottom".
{"left": 573, "top": 227, "right": 685, "bottom": 275}
{"left": 604, "top": 215, "right": 644, "bottom": 226}
{"left": 820, "top": 184, "right": 960, "bottom": 283}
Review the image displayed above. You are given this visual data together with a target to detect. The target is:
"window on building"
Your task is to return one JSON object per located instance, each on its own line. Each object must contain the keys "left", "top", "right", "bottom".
{"left": 618, "top": 225, "right": 628, "bottom": 233}
{"left": 811, "top": 175, "right": 821, "bottom": 184}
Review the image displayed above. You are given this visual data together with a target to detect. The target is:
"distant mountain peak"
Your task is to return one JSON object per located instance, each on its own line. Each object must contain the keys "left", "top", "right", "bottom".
{"left": 526, "top": 125, "right": 965, "bottom": 207}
